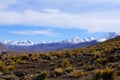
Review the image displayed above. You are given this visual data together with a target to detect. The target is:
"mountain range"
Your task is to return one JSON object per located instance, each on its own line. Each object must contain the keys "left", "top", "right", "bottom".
{"left": 1, "top": 32, "right": 119, "bottom": 52}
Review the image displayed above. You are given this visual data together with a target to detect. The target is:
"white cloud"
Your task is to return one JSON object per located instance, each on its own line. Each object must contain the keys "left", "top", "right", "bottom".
{"left": 0, "top": 9, "right": 120, "bottom": 33}
{"left": 9, "top": 29, "right": 59, "bottom": 36}
{"left": 0, "top": 0, "right": 18, "bottom": 10}
{"left": 0, "top": 0, "right": 120, "bottom": 33}
{"left": 1, "top": 0, "right": 120, "bottom": 12}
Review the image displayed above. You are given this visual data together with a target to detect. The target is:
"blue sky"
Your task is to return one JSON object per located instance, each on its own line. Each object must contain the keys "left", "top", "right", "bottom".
{"left": 0, "top": 0, "right": 120, "bottom": 42}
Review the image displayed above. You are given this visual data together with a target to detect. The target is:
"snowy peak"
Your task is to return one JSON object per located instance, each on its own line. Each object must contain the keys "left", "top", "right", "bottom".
{"left": 98, "top": 32, "right": 119, "bottom": 42}
{"left": 104, "top": 32, "right": 118, "bottom": 39}
{"left": 3, "top": 40, "right": 35, "bottom": 46}
{"left": 16, "top": 41, "right": 35, "bottom": 46}
{"left": 2, "top": 32, "right": 119, "bottom": 46}
{"left": 61, "top": 37, "right": 96, "bottom": 44}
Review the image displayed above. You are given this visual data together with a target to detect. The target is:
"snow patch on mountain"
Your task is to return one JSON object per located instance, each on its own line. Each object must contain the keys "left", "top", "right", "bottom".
{"left": 61, "top": 37, "right": 96, "bottom": 44}
{"left": 98, "top": 32, "right": 119, "bottom": 42}
{"left": 3, "top": 40, "right": 35, "bottom": 46}
{"left": 2, "top": 32, "right": 119, "bottom": 46}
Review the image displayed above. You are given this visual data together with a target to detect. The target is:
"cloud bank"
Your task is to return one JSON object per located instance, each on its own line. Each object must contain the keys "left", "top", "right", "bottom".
{"left": 0, "top": 0, "right": 120, "bottom": 33}
{"left": 9, "top": 29, "right": 59, "bottom": 36}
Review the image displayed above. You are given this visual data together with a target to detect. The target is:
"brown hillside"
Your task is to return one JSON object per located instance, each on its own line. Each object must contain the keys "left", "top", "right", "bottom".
{"left": 0, "top": 36, "right": 120, "bottom": 80}
{"left": 0, "top": 42, "right": 9, "bottom": 51}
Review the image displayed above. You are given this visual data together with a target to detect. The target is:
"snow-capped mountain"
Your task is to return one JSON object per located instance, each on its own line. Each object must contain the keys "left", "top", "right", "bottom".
{"left": 2, "top": 32, "right": 119, "bottom": 48}
{"left": 1, "top": 32, "right": 119, "bottom": 52}
{"left": 3, "top": 40, "right": 35, "bottom": 46}
{"left": 61, "top": 37, "right": 96, "bottom": 44}
{"left": 98, "top": 32, "right": 119, "bottom": 42}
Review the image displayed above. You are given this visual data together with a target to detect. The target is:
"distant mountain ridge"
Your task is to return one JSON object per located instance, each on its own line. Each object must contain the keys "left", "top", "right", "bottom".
{"left": 3, "top": 40, "right": 35, "bottom": 46}
{"left": 98, "top": 32, "right": 119, "bottom": 42}
{"left": 0, "top": 43, "right": 9, "bottom": 51}
{"left": 2, "top": 32, "right": 119, "bottom": 52}
{"left": 61, "top": 37, "right": 95, "bottom": 44}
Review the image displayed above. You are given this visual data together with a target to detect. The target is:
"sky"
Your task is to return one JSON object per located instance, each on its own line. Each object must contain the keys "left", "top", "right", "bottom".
{"left": 0, "top": 0, "right": 120, "bottom": 42}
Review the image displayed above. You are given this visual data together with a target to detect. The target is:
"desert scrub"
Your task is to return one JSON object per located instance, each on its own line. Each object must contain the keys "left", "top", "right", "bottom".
{"left": 0, "top": 61, "right": 15, "bottom": 73}
{"left": 54, "top": 68, "right": 64, "bottom": 76}
{"left": 65, "top": 67, "right": 74, "bottom": 73}
{"left": 21, "top": 54, "right": 29, "bottom": 61}
{"left": 0, "top": 61, "right": 8, "bottom": 73}
{"left": 42, "top": 60, "right": 50, "bottom": 63}
{"left": 50, "top": 56, "right": 57, "bottom": 61}
{"left": 69, "top": 70, "right": 84, "bottom": 78}
{"left": 60, "top": 59, "right": 71, "bottom": 67}
{"left": 97, "top": 58, "right": 108, "bottom": 65}
{"left": 32, "top": 70, "right": 49, "bottom": 80}
{"left": 0, "top": 65, "right": 8, "bottom": 73}
{"left": 23, "top": 75, "right": 29, "bottom": 80}
{"left": 28, "top": 53, "right": 33, "bottom": 58}
{"left": 32, "top": 54, "right": 40, "bottom": 60}
{"left": 77, "top": 61, "right": 84, "bottom": 66}
{"left": 85, "top": 65, "right": 96, "bottom": 71}
{"left": 10, "top": 56, "right": 20, "bottom": 62}
{"left": 31, "top": 58, "right": 38, "bottom": 62}
{"left": 0, "top": 61, "right": 3, "bottom": 65}
{"left": 9, "top": 60, "right": 16, "bottom": 65}
{"left": 16, "top": 59, "right": 27, "bottom": 64}
{"left": 54, "top": 52, "right": 64, "bottom": 58}
{"left": 93, "top": 51, "right": 102, "bottom": 59}
{"left": 41, "top": 54, "right": 52, "bottom": 60}
{"left": 7, "top": 65, "right": 15, "bottom": 71}
{"left": 3, "top": 75, "right": 19, "bottom": 80}
{"left": 49, "top": 62, "right": 55, "bottom": 67}
{"left": 64, "top": 51, "right": 73, "bottom": 57}
{"left": 94, "top": 68, "right": 116, "bottom": 80}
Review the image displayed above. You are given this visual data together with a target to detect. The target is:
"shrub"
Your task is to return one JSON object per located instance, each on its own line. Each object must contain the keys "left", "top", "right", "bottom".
{"left": 32, "top": 70, "right": 49, "bottom": 80}
{"left": 0, "top": 65, "right": 8, "bottom": 73}
{"left": 93, "top": 51, "right": 101, "bottom": 59}
{"left": 102, "top": 68, "right": 116, "bottom": 80}
{"left": 49, "top": 62, "right": 55, "bottom": 67}
{"left": 65, "top": 51, "right": 73, "bottom": 57}
{"left": 0, "top": 61, "right": 3, "bottom": 65}
{"left": 65, "top": 67, "right": 74, "bottom": 73}
{"left": 28, "top": 54, "right": 32, "bottom": 58}
{"left": 9, "top": 60, "right": 15, "bottom": 65}
{"left": 85, "top": 65, "right": 95, "bottom": 71}
{"left": 14, "top": 71, "right": 26, "bottom": 77}
{"left": 23, "top": 75, "right": 29, "bottom": 80}
{"left": 60, "top": 59, "right": 71, "bottom": 67}
{"left": 41, "top": 70, "right": 50, "bottom": 78}
{"left": 54, "top": 52, "right": 64, "bottom": 58}
{"left": 3, "top": 75, "right": 19, "bottom": 80}
{"left": 51, "top": 56, "right": 57, "bottom": 61}
{"left": 16, "top": 59, "right": 27, "bottom": 64}
{"left": 77, "top": 61, "right": 84, "bottom": 66}
{"left": 94, "top": 68, "right": 116, "bottom": 80}
{"left": 21, "top": 55, "right": 29, "bottom": 61}
{"left": 41, "top": 54, "right": 51, "bottom": 60}
{"left": 69, "top": 70, "right": 84, "bottom": 78}
{"left": 7, "top": 65, "right": 15, "bottom": 71}
{"left": 32, "top": 58, "right": 38, "bottom": 62}
{"left": 54, "top": 68, "right": 64, "bottom": 76}
{"left": 97, "top": 58, "right": 108, "bottom": 65}
{"left": 42, "top": 60, "right": 50, "bottom": 63}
